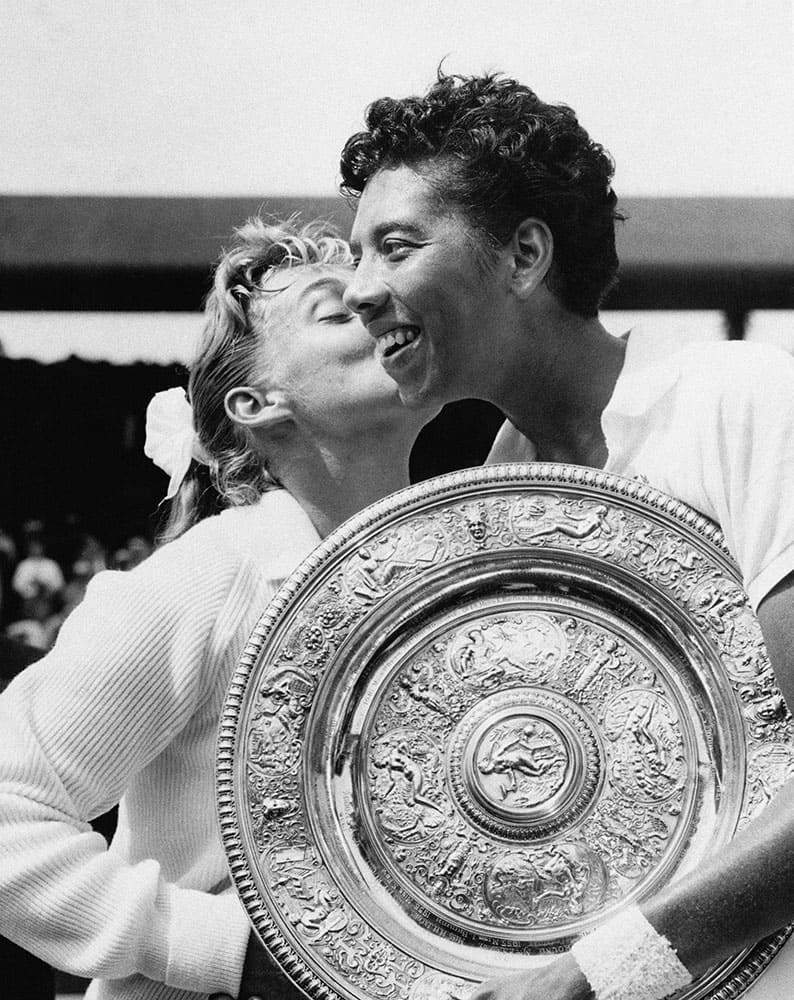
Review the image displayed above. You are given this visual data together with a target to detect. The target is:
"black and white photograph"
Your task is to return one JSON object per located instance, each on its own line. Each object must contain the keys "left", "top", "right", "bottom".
{"left": 1, "top": 3, "right": 793, "bottom": 999}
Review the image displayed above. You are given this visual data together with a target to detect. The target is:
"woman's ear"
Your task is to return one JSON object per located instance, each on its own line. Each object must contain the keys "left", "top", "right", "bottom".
{"left": 224, "top": 386, "right": 292, "bottom": 432}
{"left": 509, "top": 218, "right": 553, "bottom": 299}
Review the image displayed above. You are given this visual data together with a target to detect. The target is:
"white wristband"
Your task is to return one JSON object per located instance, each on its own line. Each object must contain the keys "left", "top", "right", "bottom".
{"left": 570, "top": 905, "right": 693, "bottom": 1000}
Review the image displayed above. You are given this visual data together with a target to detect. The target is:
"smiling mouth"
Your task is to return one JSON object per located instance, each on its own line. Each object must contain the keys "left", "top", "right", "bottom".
{"left": 377, "top": 326, "right": 421, "bottom": 360}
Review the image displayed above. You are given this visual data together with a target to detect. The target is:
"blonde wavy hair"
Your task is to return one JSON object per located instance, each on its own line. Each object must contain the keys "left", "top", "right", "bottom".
{"left": 160, "top": 215, "right": 353, "bottom": 542}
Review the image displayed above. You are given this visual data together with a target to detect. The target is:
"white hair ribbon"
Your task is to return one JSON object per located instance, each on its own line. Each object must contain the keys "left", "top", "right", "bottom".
{"left": 144, "top": 388, "right": 210, "bottom": 500}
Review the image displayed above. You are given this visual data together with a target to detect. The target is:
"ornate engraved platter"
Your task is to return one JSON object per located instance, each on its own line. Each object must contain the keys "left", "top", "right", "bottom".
{"left": 217, "top": 464, "right": 794, "bottom": 1000}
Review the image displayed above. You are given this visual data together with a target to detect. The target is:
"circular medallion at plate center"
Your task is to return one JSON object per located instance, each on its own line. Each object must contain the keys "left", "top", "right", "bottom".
{"left": 449, "top": 688, "right": 602, "bottom": 840}
{"left": 472, "top": 715, "right": 569, "bottom": 818}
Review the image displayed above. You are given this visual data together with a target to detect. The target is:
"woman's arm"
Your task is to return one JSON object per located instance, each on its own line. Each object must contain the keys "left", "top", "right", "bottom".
{"left": 0, "top": 541, "right": 257, "bottom": 995}
{"left": 645, "top": 572, "right": 794, "bottom": 971}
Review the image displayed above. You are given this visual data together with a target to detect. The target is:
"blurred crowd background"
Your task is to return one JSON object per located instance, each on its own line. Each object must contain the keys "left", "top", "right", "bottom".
{"left": 0, "top": 515, "right": 152, "bottom": 652}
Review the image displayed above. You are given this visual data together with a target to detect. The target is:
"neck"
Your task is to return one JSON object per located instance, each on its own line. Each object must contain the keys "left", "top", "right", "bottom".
{"left": 492, "top": 308, "right": 627, "bottom": 469}
{"left": 269, "top": 427, "right": 416, "bottom": 539}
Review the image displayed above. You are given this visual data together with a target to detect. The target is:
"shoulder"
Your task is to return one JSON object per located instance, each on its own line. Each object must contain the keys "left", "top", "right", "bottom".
{"left": 135, "top": 512, "right": 249, "bottom": 585}
{"left": 69, "top": 513, "right": 255, "bottom": 639}
{"left": 645, "top": 340, "right": 794, "bottom": 426}
{"left": 676, "top": 340, "right": 794, "bottom": 393}
{"left": 111, "top": 489, "right": 319, "bottom": 601}
{"left": 44, "top": 511, "right": 267, "bottom": 698}
{"left": 57, "top": 491, "right": 320, "bottom": 653}
{"left": 668, "top": 343, "right": 794, "bottom": 465}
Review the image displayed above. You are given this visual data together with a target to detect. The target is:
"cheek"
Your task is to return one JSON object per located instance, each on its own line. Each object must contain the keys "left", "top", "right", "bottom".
{"left": 306, "top": 354, "right": 368, "bottom": 399}
{"left": 269, "top": 357, "right": 324, "bottom": 403}
{"left": 412, "top": 265, "right": 470, "bottom": 315}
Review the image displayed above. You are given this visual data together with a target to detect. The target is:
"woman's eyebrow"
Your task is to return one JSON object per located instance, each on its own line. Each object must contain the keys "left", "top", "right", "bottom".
{"left": 296, "top": 275, "right": 345, "bottom": 304}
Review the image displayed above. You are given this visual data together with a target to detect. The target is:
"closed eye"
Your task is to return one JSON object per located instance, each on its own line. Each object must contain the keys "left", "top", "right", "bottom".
{"left": 317, "top": 311, "right": 355, "bottom": 324}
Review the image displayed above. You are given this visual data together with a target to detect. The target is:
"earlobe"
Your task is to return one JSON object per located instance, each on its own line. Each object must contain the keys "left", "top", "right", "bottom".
{"left": 510, "top": 218, "right": 553, "bottom": 299}
{"left": 224, "top": 386, "right": 292, "bottom": 431}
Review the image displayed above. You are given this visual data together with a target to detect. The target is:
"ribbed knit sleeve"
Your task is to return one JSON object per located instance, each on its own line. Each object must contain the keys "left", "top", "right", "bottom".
{"left": 0, "top": 521, "right": 281, "bottom": 996}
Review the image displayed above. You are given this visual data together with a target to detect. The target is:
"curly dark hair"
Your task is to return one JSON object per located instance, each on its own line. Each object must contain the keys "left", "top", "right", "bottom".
{"left": 340, "top": 72, "right": 623, "bottom": 317}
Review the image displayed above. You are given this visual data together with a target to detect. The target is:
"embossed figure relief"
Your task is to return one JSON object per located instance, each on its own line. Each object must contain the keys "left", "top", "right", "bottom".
{"left": 509, "top": 495, "right": 613, "bottom": 547}
{"left": 268, "top": 845, "right": 350, "bottom": 945}
{"left": 442, "top": 497, "right": 513, "bottom": 556}
{"left": 247, "top": 665, "right": 313, "bottom": 775}
{"left": 739, "top": 680, "right": 789, "bottom": 740}
{"left": 476, "top": 719, "right": 568, "bottom": 806}
{"left": 585, "top": 802, "right": 671, "bottom": 881}
{"left": 601, "top": 688, "right": 685, "bottom": 802}
{"left": 394, "top": 657, "right": 451, "bottom": 717}
{"left": 267, "top": 843, "right": 424, "bottom": 998}
{"left": 570, "top": 634, "right": 640, "bottom": 701}
{"left": 371, "top": 730, "right": 447, "bottom": 842}
{"left": 343, "top": 521, "right": 446, "bottom": 604}
{"left": 627, "top": 522, "right": 700, "bottom": 586}
{"left": 484, "top": 843, "right": 608, "bottom": 925}
{"left": 448, "top": 615, "right": 567, "bottom": 689}
{"left": 691, "top": 575, "right": 768, "bottom": 682}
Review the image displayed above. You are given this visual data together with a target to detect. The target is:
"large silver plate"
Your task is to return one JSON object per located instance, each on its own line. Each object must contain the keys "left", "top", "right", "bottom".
{"left": 217, "top": 464, "right": 794, "bottom": 1000}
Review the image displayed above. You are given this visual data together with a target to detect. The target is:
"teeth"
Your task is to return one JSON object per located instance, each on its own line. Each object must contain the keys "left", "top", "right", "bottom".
{"left": 380, "top": 327, "right": 418, "bottom": 356}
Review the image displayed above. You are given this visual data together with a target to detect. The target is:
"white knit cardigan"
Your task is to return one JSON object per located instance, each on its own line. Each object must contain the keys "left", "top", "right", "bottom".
{"left": 0, "top": 490, "right": 321, "bottom": 1000}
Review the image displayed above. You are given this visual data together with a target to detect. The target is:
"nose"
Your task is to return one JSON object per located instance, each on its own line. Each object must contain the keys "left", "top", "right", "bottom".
{"left": 343, "top": 256, "right": 388, "bottom": 322}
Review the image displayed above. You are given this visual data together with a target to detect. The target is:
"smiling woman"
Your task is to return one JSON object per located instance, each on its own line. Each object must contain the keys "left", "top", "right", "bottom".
{"left": 344, "top": 164, "right": 520, "bottom": 408}
{"left": 335, "top": 69, "right": 794, "bottom": 1000}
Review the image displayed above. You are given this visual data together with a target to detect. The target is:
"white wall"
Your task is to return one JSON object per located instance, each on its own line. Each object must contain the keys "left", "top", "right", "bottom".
{"left": 2, "top": 0, "right": 792, "bottom": 198}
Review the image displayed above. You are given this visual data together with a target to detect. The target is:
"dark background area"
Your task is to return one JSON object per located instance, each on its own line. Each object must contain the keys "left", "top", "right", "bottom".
{"left": 0, "top": 353, "right": 504, "bottom": 548}
{"left": 0, "top": 357, "right": 180, "bottom": 545}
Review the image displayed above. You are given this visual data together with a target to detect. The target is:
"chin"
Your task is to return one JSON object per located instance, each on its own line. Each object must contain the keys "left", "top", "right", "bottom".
{"left": 393, "top": 378, "right": 426, "bottom": 408}
{"left": 396, "top": 377, "right": 449, "bottom": 415}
